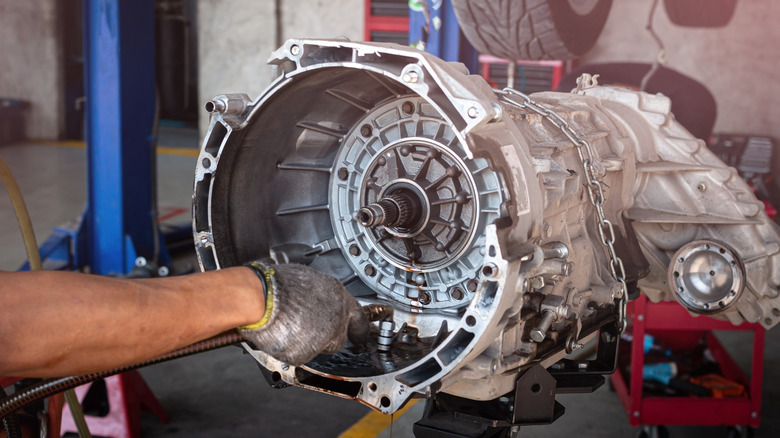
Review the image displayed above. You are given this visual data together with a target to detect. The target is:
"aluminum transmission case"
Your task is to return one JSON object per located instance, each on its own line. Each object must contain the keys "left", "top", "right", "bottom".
{"left": 193, "top": 40, "right": 780, "bottom": 413}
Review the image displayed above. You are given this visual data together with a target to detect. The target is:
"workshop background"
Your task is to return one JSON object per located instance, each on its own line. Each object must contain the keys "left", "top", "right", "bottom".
{"left": 1, "top": 0, "right": 779, "bottom": 437}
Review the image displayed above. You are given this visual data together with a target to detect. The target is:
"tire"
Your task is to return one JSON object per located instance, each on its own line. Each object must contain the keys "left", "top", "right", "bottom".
{"left": 663, "top": 0, "right": 738, "bottom": 28}
{"left": 451, "top": 0, "right": 613, "bottom": 61}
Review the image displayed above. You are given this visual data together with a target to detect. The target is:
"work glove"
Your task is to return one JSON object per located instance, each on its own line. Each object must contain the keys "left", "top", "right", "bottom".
{"left": 238, "top": 262, "right": 369, "bottom": 366}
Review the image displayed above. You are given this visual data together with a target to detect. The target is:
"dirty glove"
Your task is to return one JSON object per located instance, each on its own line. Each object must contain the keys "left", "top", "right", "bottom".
{"left": 238, "top": 262, "right": 369, "bottom": 366}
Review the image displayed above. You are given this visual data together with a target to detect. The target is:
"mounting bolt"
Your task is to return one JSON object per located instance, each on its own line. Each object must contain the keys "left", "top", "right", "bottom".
{"left": 697, "top": 183, "right": 707, "bottom": 192}
{"left": 290, "top": 45, "right": 301, "bottom": 56}
{"left": 402, "top": 71, "right": 419, "bottom": 83}
{"left": 530, "top": 310, "right": 556, "bottom": 343}
{"left": 467, "top": 107, "right": 479, "bottom": 118}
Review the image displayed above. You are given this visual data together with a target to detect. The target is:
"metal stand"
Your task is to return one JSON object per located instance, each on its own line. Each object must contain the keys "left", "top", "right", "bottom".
{"left": 413, "top": 321, "right": 621, "bottom": 437}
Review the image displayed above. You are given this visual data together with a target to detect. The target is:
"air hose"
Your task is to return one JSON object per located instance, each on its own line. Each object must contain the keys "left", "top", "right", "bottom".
{"left": 0, "top": 331, "right": 243, "bottom": 421}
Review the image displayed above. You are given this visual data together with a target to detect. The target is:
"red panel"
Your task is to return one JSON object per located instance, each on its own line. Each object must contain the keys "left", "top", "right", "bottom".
{"left": 615, "top": 296, "right": 764, "bottom": 428}
{"left": 364, "top": 0, "right": 409, "bottom": 41}
{"left": 0, "top": 377, "right": 20, "bottom": 387}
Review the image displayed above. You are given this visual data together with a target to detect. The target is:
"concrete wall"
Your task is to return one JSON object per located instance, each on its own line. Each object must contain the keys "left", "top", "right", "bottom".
{"left": 582, "top": 0, "right": 780, "bottom": 143}
{"left": 0, "top": 0, "right": 62, "bottom": 140}
{"left": 196, "top": 0, "right": 364, "bottom": 134}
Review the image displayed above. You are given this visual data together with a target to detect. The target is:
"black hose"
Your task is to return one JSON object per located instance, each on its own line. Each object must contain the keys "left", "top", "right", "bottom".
{"left": 0, "top": 386, "right": 21, "bottom": 438}
{"left": 0, "top": 331, "right": 242, "bottom": 420}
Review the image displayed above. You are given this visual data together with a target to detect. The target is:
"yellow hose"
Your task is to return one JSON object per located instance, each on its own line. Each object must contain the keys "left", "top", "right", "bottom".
{"left": 0, "top": 156, "right": 42, "bottom": 271}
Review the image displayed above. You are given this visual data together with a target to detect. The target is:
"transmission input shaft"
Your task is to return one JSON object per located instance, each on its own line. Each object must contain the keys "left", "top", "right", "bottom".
{"left": 358, "top": 192, "right": 419, "bottom": 229}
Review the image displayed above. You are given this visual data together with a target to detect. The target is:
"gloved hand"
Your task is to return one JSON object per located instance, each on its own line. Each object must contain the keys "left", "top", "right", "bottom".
{"left": 238, "top": 262, "right": 369, "bottom": 366}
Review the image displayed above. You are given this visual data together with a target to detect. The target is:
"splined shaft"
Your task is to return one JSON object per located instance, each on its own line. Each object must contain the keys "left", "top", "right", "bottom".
{"left": 358, "top": 192, "right": 417, "bottom": 228}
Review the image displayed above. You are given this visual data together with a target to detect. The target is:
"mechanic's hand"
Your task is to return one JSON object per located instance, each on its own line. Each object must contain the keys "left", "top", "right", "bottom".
{"left": 238, "top": 262, "right": 369, "bottom": 366}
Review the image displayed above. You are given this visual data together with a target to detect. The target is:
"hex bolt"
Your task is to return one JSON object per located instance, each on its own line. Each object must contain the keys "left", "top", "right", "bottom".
{"left": 402, "top": 71, "right": 419, "bottom": 83}
{"left": 377, "top": 320, "right": 395, "bottom": 351}
{"left": 530, "top": 310, "right": 556, "bottom": 343}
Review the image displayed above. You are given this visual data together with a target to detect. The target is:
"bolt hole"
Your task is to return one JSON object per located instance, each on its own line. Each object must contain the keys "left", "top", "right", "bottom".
{"left": 678, "top": 257, "right": 685, "bottom": 263}
{"left": 204, "top": 101, "right": 216, "bottom": 112}
{"left": 364, "top": 265, "right": 377, "bottom": 277}
{"left": 337, "top": 167, "right": 349, "bottom": 181}
{"left": 765, "top": 318, "right": 773, "bottom": 326}
{"left": 719, "top": 301, "right": 726, "bottom": 307}
{"left": 482, "top": 265, "right": 494, "bottom": 277}
{"left": 360, "top": 124, "right": 373, "bottom": 137}
{"left": 531, "top": 383, "right": 541, "bottom": 393}
{"left": 466, "top": 315, "right": 477, "bottom": 327}
{"left": 349, "top": 244, "right": 361, "bottom": 257}
{"left": 401, "top": 101, "right": 415, "bottom": 115}
{"left": 709, "top": 271, "right": 716, "bottom": 276}
{"left": 271, "top": 372, "right": 282, "bottom": 382}
{"left": 773, "top": 308, "right": 780, "bottom": 317}
{"left": 488, "top": 245, "right": 496, "bottom": 257}
{"left": 451, "top": 288, "right": 464, "bottom": 300}
{"left": 673, "top": 271, "right": 679, "bottom": 278}
{"left": 467, "top": 279, "right": 478, "bottom": 292}
{"left": 380, "top": 396, "right": 391, "bottom": 408}
{"left": 719, "top": 248, "right": 726, "bottom": 254}
{"left": 418, "top": 291, "right": 431, "bottom": 305}
{"left": 368, "top": 382, "right": 378, "bottom": 392}
{"left": 202, "top": 157, "right": 211, "bottom": 169}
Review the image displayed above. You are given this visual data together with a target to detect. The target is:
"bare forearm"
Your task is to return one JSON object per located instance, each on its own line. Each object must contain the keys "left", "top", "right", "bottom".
{"left": 0, "top": 267, "right": 263, "bottom": 377}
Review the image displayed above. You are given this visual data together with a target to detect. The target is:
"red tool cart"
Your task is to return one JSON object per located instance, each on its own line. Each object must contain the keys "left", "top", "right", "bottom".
{"left": 610, "top": 295, "right": 764, "bottom": 437}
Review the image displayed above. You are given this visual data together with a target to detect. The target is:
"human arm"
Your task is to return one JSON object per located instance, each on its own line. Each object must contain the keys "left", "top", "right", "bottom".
{"left": 0, "top": 267, "right": 264, "bottom": 378}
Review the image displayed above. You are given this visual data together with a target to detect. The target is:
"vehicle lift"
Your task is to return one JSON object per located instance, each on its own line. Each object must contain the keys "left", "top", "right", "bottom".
{"left": 5, "top": 1, "right": 171, "bottom": 436}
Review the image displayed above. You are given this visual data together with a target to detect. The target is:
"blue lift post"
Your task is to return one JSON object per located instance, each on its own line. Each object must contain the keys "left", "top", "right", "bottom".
{"left": 83, "top": 0, "right": 160, "bottom": 275}
{"left": 408, "top": 0, "right": 478, "bottom": 71}
{"left": 26, "top": 0, "right": 168, "bottom": 274}
{"left": 26, "top": 0, "right": 167, "bottom": 275}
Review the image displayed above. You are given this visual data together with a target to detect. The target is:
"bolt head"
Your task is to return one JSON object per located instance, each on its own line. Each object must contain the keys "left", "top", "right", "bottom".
{"left": 290, "top": 45, "right": 301, "bottom": 56}
{"left": 530, "top": 328, "right": 546, "bottom": 343}
{"left": 402, "top": 71, "right": 419, "bottom": 83}
{"left": 467, "top": 107, "right": 478, "bottom": 118}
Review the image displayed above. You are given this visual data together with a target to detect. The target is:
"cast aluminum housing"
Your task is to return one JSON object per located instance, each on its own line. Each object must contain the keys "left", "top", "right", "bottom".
{"left": 193, "top": 40, "right": 780, "bottom": 414}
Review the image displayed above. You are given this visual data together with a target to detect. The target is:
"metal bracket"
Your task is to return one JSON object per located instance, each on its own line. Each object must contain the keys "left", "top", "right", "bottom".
{"left": 413, "top": 320, "right": 621, "bottom": 437}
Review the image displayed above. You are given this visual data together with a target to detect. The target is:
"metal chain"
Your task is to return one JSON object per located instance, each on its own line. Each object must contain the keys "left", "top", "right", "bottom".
{"left": 495, "top": 87, "right": 628, "bottom": 334}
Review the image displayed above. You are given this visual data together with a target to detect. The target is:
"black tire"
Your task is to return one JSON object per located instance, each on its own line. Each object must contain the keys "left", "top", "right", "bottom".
{"left": 451, "top": 0, "right": 613, "bottom": 60}
{"left": 663, "top": 0, "right": 738, "bottom": 28}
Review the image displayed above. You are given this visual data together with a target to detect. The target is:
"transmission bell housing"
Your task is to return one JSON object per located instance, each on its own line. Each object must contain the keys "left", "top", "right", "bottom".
{"left": 192, "top": 40, "right": 780, "bottom": 414}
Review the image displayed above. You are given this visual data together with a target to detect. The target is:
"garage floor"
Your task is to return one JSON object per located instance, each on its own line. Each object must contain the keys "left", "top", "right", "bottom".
{"left": 1, "top": 130, "right": 779, "bottom": 437}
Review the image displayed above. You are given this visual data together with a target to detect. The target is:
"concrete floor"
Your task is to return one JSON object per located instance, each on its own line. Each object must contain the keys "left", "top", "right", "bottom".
{"left": 2, "top": 131, "right": 779, "bottom": 437}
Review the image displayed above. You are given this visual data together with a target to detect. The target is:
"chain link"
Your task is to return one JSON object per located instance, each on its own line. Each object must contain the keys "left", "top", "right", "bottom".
{"left": 495, "top": 87, "right": 628, "bottom": 334}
